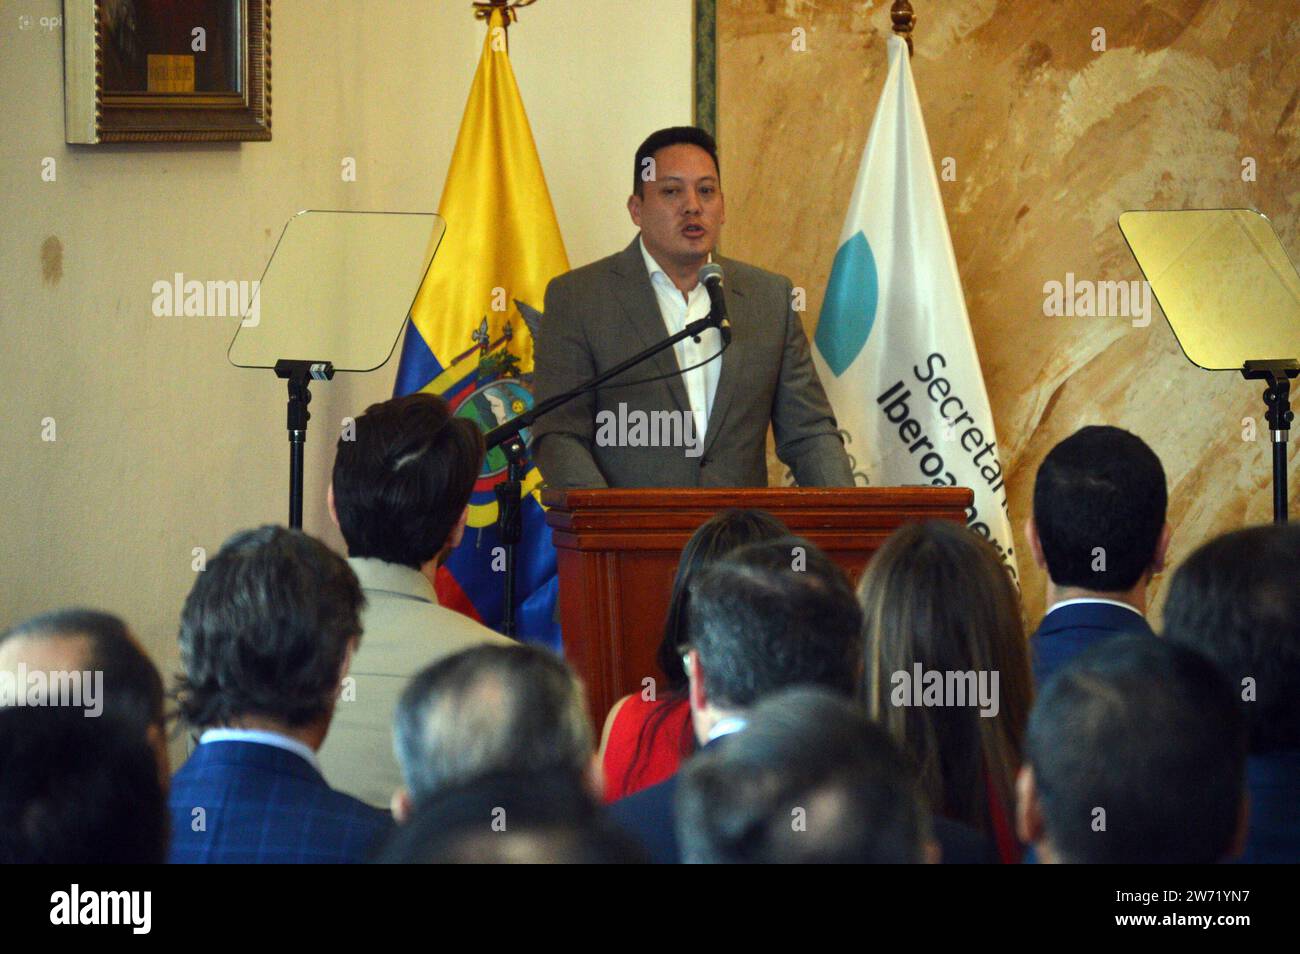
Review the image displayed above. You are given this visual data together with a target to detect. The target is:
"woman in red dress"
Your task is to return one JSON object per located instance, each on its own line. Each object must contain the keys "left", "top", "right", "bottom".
{"left": 599, "top": 508, "right": 788, "bottom": 801}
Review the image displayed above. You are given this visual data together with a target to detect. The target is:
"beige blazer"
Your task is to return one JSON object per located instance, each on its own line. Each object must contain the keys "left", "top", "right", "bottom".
{"left": 317, "top": 557, "right": 513, "bottom": 808}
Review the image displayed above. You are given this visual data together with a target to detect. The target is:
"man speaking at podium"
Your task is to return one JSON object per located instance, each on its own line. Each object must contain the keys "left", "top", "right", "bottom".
{"left": 532, "top": 126, "right": 853, "bottom": 489}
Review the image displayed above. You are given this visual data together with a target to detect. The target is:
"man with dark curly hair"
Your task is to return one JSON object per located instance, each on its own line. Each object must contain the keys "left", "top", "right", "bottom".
{"left": 168, "top": 525, "right": 391, "bottom": 863}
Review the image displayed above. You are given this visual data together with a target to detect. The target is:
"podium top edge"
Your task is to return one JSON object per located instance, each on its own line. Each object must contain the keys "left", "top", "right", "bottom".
{"left": 540, "top": 486, "right": 974, "bottom": 511}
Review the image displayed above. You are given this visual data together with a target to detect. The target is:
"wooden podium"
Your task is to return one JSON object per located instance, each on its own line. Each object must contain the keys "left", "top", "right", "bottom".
{"left": 541, "top": 486, "right": 973, "bottom": 726}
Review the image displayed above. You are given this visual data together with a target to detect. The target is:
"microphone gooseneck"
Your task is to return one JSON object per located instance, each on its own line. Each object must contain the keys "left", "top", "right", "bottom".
{"left": 698, "top": 263, "right": 732, "bottom": 344}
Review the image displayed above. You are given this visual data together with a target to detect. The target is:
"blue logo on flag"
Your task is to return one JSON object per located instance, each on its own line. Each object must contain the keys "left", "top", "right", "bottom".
{"left": 815, "top": 231, "right": 878, "bottom": 376}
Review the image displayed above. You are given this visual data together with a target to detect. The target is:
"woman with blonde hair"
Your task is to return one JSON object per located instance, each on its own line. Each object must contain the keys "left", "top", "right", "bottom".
{"left": 857, "top": 519, "right": 1032, "bottom": 863}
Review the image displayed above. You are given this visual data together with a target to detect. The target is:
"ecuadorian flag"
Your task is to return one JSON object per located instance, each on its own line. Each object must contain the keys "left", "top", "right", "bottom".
{"left": 392, "top": 8, "right": 567, "bottom": 650}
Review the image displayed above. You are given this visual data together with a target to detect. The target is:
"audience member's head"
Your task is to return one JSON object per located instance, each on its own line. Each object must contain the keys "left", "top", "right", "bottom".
{"left": 393, "top": 644, "right": 594, "bottom": 820}
{"left": 175, "top": 525, "right": 364, "bottom": 741}
{"left": 330, "top": 392, "right": 485, "bottom": 571}
{"left": 375, "top": 768, "right": 645, "bottom": 863}
{"left": 659, "top": 508, "right": 789, "bottom": 691}
{"left": 682, "top": 536, "right": 861, "bottom": 745}
{"left": 1018, "top": 634, "right": 1248, "bottom": 863}
{"left": 676, "top": 688, "right": 935, "bottom": 863}
{"left": 0, "top": 705, "right": 169, "bottom": 863}
{"left": 857, "top": 519, "right": 1031, "bottom": 837}
{"left": 0, "top": 608, "right": 168, "bottom": 778}
{"left": 1163, "top": 523, "right": 1300, "bottom": 755}
{"left": 1028, "top": 425, "right": 1169, "bottom": 599}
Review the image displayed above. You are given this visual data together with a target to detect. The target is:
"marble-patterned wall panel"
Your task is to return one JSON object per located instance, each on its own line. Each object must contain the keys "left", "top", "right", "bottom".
{"left": 718, "top": 0, "right": 1300, "bottom": 624}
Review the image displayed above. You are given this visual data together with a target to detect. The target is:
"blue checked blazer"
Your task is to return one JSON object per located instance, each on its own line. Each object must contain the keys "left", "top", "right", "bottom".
{"left": 168, "top": 740, "right": 393, "bottom": 864}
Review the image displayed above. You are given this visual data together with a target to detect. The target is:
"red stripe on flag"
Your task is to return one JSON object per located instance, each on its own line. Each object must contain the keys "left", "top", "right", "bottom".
{"left": 434, "top": 564, "right": 486, "bottom": 624}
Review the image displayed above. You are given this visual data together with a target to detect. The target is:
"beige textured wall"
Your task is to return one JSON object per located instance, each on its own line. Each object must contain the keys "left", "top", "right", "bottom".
{"left": 719, "top": 0, "right": 1300, "bottom": 624}
{"left": 0, "top": 0, "right": 692, "bottom": 760}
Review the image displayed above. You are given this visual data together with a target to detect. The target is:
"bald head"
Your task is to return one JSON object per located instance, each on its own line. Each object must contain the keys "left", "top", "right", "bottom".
{"left": 0, "top": 609, "right": 167, "bottom": 776}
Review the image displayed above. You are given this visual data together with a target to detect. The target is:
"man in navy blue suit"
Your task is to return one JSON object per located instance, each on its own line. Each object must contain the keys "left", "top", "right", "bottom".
{"left": 1016, "top": 635, "right": 1248, "bottom": 863}
{"left": 168, "top": 526, "right": 392, "bottom": 863}
{"left": 1164, "top": 524, "right": 1300, "bottom": 864}
{"left": 1024, "top": 426, "right": 1169, "bottom": 688}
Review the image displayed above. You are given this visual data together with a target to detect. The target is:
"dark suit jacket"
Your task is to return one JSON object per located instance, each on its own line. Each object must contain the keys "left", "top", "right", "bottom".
{"left": 168, "top": 740, "right": 393, "bottom": 864}
{"left": 1238, "top": 750, "right": 1300, "bottom": 864}
{"left": 532, "top": 236, "right": 854, "bottom": 489}
{"left": 1030, "top": 601, "right": 1155, "bottom": 688}
{"left": 609, "top": 762, "right": 999, "bottom": 864}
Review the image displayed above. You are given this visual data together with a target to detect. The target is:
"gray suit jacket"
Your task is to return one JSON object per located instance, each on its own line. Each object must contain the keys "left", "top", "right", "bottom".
{"left": 532, "top": 236, "right": 853, "bottom": 489}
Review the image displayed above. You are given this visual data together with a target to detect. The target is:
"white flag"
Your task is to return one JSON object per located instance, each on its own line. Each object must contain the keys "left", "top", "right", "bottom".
{"left": 812, "top": 35, "right": 1019, "bottom": 582}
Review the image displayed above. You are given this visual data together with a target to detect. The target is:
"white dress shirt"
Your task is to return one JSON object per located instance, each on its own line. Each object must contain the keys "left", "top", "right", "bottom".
{"left": 1045, "top": 597, "right": 1145, "bottom": 618}
{"left": 639, "top": 237, "right": 723, "bottom": 441}
{"left": 200, "top": 727, "right": 322, "bottom": 773}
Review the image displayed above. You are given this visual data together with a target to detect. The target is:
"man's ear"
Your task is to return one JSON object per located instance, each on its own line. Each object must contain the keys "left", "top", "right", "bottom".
{"left": 391, "top": 787, "right": 413, "bottom": 824}
{"left": 448, "top": 506, "right": 469, "bottom": 549}
{"left": 339, "top": 636, "right": 357, "bottom": 683}
{"left": 147, "top": 722, "right": 171, "bottom": 791}
{"left": 1015, "top": 764, "right": 1046, "bottom": 852}
{"left": 582, "top": 754, "right": 604, "bottom": 803}
{"left": 1225, "top": 789, "right": 1251, "bottom": 861}
{"left": 627, "top": 192, "right": 642, "bottom": 228}
{"left": 327, "top": 481, "right": 340, "bottom": 530}
{"left": 686, "top": 649, "right": 707, "bottom": 714}
{"left": 1025, "top": 515, "right": 1047, "bottom": 571}
{"left": 1151, "top": 521, "right": 1172, "bottom": 574}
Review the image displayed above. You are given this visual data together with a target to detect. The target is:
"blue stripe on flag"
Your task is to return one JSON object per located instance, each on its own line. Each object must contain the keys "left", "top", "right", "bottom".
{"left": 393, "top": 322, "right": 443, "bottom": 396}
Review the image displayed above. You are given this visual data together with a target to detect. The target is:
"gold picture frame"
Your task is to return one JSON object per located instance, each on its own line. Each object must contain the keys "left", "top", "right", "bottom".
{"left": 64, "top": 0, "right": 271, "bottom": 143}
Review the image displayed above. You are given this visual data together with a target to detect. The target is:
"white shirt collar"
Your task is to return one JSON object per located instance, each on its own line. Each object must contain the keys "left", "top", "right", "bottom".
{"left": 706, "top": 716, "right": 748, "bottom": 742}
{"left": 200, "top": 727, "right": 322, "bottom": 773}
{"left": 1046, "top": 597, "right": 1144, "bottom": 618}
{"left": 639, "top": 236, "right": 708, "bottom": 298}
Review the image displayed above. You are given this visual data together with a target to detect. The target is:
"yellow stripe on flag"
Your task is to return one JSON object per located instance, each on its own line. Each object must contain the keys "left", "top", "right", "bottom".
{"left": 410, "top": 7, "right": 569, "bottom": 373}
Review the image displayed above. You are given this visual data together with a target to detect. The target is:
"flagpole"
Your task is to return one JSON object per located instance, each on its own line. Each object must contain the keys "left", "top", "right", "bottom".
{"left": 891, "top": 0, "right": 916, "bottom": 56}
{"left": 472, "top": 0, "right": 538, "bottom": 50}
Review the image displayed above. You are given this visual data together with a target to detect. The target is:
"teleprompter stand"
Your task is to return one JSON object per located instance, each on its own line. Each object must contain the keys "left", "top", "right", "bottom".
{"left": 1242, "top": 359, "right": 1298, "bottom": 523}
{"left": 1120, "top": 208, "right": 1300, "bottom": 524}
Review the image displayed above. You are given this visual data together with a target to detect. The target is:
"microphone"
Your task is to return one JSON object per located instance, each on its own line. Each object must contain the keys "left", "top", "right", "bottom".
{"left": 698, "top": 262, "right": 732, "bottom": 345}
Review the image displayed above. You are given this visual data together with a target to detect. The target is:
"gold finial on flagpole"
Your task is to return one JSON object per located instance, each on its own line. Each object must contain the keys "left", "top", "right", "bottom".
{"left": 891, "top": 0, "right": 916, "bottom": 56}
{"left": 472, "top": 0, "right": 537, "bottom": 29}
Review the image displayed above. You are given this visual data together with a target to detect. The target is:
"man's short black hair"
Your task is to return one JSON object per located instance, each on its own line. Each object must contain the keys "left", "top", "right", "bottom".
{"left": 1032, "top": 425, "right": 1167, "bottom": 590}
{"left": 0, "top": 608, "right": 164, "bottom": 738}
{"left": 1026, "top": 634, "right": 1246, "bottom": 864}
{"left": 374, "top": 768, "right": 645, "bottom": 864}
{"left": 176, "top": 525, "right": 364, "bottom": 729}
{"left": 677, "top": 688, "right": 931, "bottom": 863}
{"left": 684, "top": 536, "right": 861, "bottom": 708}
{"left": 633, "top": 126, "right": 720, "bottom": 197}
{"left": 394, "top": 644, "right": 592, "bottom": 801}
{"left": 0, "top": 706, "right": 168, "bottom": 863}
{"left": 1163, "top": 523, "right": 1300, "bottom": 753}
{"left": 332, "top": 393, "right": 485, "bottom": 569}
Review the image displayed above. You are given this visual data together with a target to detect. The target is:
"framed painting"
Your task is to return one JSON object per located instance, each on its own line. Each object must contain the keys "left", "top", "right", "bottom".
{"left": 64, "top": 0, "right": 271, "bottom": 143}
